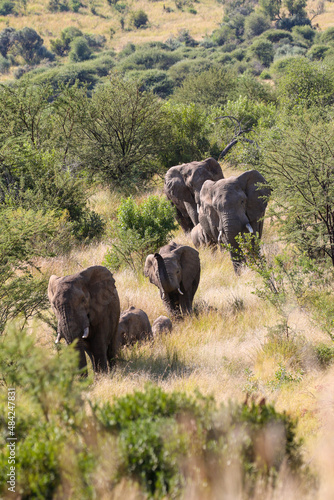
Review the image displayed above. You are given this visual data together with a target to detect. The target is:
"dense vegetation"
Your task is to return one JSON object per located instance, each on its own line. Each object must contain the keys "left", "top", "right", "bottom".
{"left": 1, "top": 0, "right": 334, "bottom": 498}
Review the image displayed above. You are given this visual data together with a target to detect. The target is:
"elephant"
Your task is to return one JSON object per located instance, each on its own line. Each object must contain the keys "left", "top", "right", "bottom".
{"left": 144, "top": 242, "right": 200, "bottom": 316}
{"left": 152, "top": 316, "right": 173, "bottom": 336}
{"left": 164, "top": 157, "right": 224, "bottom": 233}
{"left": 117, "top": 306, "right": 152, "bottom": 346}
{"left": 191, "top": 222, "right": 217, "bottom": 250}
{"left": 48, "top": 265, "right": 120, "bottom": 374}
{"left": 199, "top": 170, "right": 270, "bottom": 272}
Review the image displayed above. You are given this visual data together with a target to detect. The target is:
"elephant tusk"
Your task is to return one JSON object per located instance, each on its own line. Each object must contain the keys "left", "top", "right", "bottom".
{"left": 246, "top": 223, "right": 254, "bottom": 233}
{"left": 162, "top": 292, "right": 165, "bottom": 299}
{"left": 197, "top": 204, "right": 200, "bottom": 214}
{"left": 82, "top": 327, "right": 89, "bottom": 339}
{"left": 55, "top": 332, "right": 61, "bottom": 344}
{"left": 178, "top": 287, "right": 184, "bottom": 295}
{"left": 218, "top": 230, "right": 222, "bottom": 243}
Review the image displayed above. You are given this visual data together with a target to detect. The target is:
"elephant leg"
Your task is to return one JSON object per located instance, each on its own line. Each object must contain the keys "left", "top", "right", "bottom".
{"left": 89, "top": 337, "right": 109, "bottom": 373}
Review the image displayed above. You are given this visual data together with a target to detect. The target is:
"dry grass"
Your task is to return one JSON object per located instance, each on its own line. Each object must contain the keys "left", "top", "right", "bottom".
{"left": 35, "top": 184, "right": 332, "bottom": 476}
{"left": 0, "top": 0, "right": 222, "bottom": 53}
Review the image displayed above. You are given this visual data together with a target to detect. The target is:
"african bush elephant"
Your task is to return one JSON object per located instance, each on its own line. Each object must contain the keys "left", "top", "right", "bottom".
{"left": 164, "top": 157, "right": 223, "bottom": 232}
{"left": 144, "top": 242, "right": 200, "bottom": 316}
{"left": 199, "top": 170, "right": 270, "bottom": 272}
{"left": 117, "top": 306, "right": 152, "bottom": 346}
{"left": 48, "top": 265, "right": 120, "bottom": 374}
{"left": 191, "top": 222, "right": 217, "bottom": 249}
{"left": 152, "top": 316, "right": 173, "bottom": 336}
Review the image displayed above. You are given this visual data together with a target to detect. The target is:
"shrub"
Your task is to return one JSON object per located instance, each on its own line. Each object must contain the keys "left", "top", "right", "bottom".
{"left": 244, "top": 12, "right": 271, "bottom": 39}
{"left": 307, "top": 44, "right": 330, "bottom": 61}
{"left": 0, "top": 54, "right": 10, "bottom": 73}
{"left": 103, "top": 195, "right": 177, "bottom": 272}
{"left": 274, "top": 43, "right": 306, "bottom": 60}
{"left": 119, "top": 47, "right": 180, "bottom": 71}
{"left": 47, "top": 0, "right": 69, "bottom": 12}
{"left": 249, "top": 39, "right": 274, "bottom": 67}
{"left": 0, "top": 0, "right": 14, "bottom": 15}
{"left": 69, "top": 36, "right": 92, "bottom": 62}
{"left": 50, "top": 27, "right": 83, "bottom": 56}
{"left": 127, "top": 69, "right": 175, "bottom": 98}
{"left": 78, "top": 75, "right": 167, "bottom": 189}
{"left": 315, "top": 343, "right": 334, "bottom": 367}
{"left": 131, "top": 9, "right": 149, "bottom": 29}
{"left": 319, "top": 26, "right": 334, "bottom": 45}
{"left": 260, "top": 29, "right": 293, "bottom": 43}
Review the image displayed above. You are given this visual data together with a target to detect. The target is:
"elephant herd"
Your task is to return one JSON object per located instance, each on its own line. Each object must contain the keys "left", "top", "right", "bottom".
{"left": 48, "top": 158, "right": 270, "bottom": 375}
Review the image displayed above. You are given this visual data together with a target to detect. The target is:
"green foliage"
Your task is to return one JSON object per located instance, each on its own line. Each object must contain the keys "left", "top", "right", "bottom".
{"left": 172, "top": 66, "right": 237, "bottom": 107}
{"left": 0, "top": 0, "right": 14, "bottom": 15}
{"left": 0, "top": 329, "right": 305, "bottom": 498}
{"left": 118, "top": 46, "right": 181, "bottom": 71}
{"left": 314, "top": 343, "right": 334, "bottom": 367}
{"left": 50, "top": 27, "right": 83, "bottom": 56}
{"left": 307, "top": 44, "right": 330, "bottom": 61}
{"left": 244, "top": 12, "right": 271, "bottom": 39}
{"left": 103, "top": 195, "right": 177, "bottom": 272}
{"left": 237, "top": 234, "right": 333, "bottom": 337}
{"left": 127, "top": 68, "right": 175, "bottom": 98}
{"left": 160, "top": 101, "right": 214, "bottom": 167}
{"left": 77, "top": 74, "right": 167, "bottom": 189}
{"left": 277, "top": 58, "right": 334, "bottom": 108}
{"left": 130, "top": 9, "right": 149, "bottom": 29}
{"left": 249, "top": 39, "right": 274, "bottom": 67}
{"left": 0, "top": 54, "right": 9, "bottom": 73}
{"left": 0, "top": 208, "right": 63, "bottom": 332}
{"left": 256, "top": 118, "right": 334, "bottom": 264}
{"left": 69, "top": 36, "right": 92, "bottom": 62}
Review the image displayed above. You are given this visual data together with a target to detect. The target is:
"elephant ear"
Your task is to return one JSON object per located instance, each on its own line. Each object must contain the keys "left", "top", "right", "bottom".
{"left": 80, "top": 266, "right": 117, "bottom": 315}
{"left": 238, "top": 170, "right": 270, "bottom": 223}
{"left": 144, "top": 254, "right": 160, "bottom": 288}
{"left": 48, "top": 275, "right": 60, "bottom": 303}
{"left": 174, "top": 245, "right": 200, "bottom": 291}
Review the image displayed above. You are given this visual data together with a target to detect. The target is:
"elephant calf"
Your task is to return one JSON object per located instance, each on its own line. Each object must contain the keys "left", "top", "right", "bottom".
{"left": 152, "top": 316, "right": 173, "bottom": 336}
{"left": 144, "top": 242, "right": 200, "bottom": 316}
{"left": 117, "top": 306, "right": 152, "bottom": 346}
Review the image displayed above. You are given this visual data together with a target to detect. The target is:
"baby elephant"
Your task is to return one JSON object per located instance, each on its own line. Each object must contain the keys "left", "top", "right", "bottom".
{"left": 117, "top": 306, "right": 152, "bottom": 346}
{"left": 152, "top": 316, "right": 173, "bottom": 336}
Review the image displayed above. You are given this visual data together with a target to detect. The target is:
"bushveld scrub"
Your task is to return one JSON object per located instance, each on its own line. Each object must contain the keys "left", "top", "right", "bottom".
{"left": 104, "top": 195, "right": 177, "bottom": 273}
{"left": 0, "top": 328, "right": 309, "bottom": 498}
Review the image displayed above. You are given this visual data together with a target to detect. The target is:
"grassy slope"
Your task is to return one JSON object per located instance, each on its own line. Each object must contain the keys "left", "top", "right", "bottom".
{"left": 34, "top": 165, "right": 333, "bottom": 487}
{"left": 1, "top": 0, "right": 334, "bottom": 55}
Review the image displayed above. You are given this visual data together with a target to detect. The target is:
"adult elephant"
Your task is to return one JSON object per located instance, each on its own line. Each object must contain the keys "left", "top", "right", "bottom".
{"left": 48, "top": 266, "right": 120, "bottom": 374}
{"left": 144, "top": 242, "right": 200, "bottom": 316}
{"left": 199, "top": 170, "right": 270, "bottom": 272}
{"left": 164, "top": 157, "right": 223, "bottom": 232}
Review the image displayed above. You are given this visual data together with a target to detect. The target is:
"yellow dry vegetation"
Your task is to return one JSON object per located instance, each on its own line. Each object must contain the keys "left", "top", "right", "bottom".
{"left": 0, "top": 0, "right": 222, "bottom": 52}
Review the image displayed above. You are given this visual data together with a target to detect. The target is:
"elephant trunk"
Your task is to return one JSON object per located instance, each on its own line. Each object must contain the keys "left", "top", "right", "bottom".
{"left": 154, "top": 253, "right": 176, "bottom": 294}
{"left": 57, "top": 307, "right": 88, "bottom": 372}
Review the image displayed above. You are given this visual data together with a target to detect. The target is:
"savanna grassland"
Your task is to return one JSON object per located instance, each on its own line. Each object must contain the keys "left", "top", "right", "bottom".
{"left": 1, "top": 0, "right": 334, "bottom": 498}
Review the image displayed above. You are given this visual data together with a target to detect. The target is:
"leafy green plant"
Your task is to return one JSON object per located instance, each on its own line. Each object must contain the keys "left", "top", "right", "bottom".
{"left": 103, "top": 195, "right": 177, "bottom": 272}
{"left": 314, "top": 343, "right": 334, "bottom": 367}
{"left": 130, "top": 9, "right": 149, "bottom": 29}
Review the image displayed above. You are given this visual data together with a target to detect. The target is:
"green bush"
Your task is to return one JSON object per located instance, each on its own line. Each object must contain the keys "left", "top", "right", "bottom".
{"left": 0, "top": 54, "right": 9, "bottom": 73}
{"left": 103, "top": 195, "right": 177, "bottom": 272}
{"left": 249, "top": 39, "right": 274, "bottom": 67}
{"left": 244, "top": 12, "right": 271, "bottom": 39}
{"left": 0, "top": 0, "right": 14, "bottom": 15}
{"left": 0, "top": 329, "right": 306, "bottom": 498}
{"left": 131, "top": 9, "right": 149, "bottom": 29}
{"left": 119, "top": 47, "right": 180, "bottom": 71}
{"left": 307, "top": 44, "right": 330, "bottom": 61}
{"left": 69, "top": 36, "right": 92, "bottom": 62}
{"left": 315, "top": 343, "right": 334, "bottom": 367}
{"left": 50, "top": 27, "right": 83, "bottom": 56}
